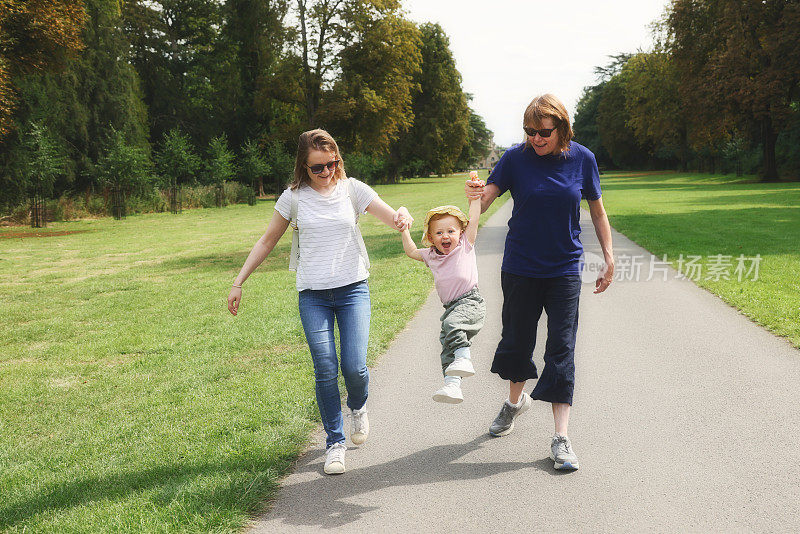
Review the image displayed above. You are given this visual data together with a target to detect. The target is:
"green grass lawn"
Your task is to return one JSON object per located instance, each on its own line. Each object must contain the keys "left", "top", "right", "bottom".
{"left": 0, "top": 172, "right": 506, "bottom": 533}
{"left": 597, "top": 171, "right": 800, "bottom": 348}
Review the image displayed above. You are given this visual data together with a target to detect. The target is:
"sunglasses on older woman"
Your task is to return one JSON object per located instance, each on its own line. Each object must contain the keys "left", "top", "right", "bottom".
{"left": 305, "top": 159, "right": 340, "bottom": 174}
{"left": 523, "top": 126, "right": 556, "bottom": 138}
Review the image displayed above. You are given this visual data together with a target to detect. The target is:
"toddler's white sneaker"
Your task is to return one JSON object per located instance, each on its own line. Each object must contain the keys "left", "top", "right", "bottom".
{"left": 432, "top": 382, "right": 464, "bottom": 404}
{"left": 445, "top": 357, "right": 475, "bottom": 377}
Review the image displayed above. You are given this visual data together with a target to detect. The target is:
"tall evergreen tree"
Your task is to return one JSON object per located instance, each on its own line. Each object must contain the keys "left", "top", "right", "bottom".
{"left": 3, "top": 0, "right": 148, "bottom": 204}
{"left": 394, "top": 23, "right": 470, "bottom": 177}
{"left": 0, "top": 0, "right": 85, "bottom": 140}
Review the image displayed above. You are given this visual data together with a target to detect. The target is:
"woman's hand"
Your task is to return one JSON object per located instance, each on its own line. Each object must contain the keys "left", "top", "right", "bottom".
{"left": 394, "top": 206, "right": 413, "bottom": 231}
{"left": 594, "top": 261, "right": 614, "bottom": 294}
{"left": 465, "top": 178, "right": 485, "bottom": 201}
{"left": 228, "top": 286, "right": 242, "bottom": 315}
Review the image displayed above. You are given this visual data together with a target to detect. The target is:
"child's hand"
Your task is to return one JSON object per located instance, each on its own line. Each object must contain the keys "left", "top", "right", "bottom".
{"left": 394, "top": 206, "right": 413, "bottom": 231}
{"left": 465, "top": 172, "right": 485, "bottom": 200}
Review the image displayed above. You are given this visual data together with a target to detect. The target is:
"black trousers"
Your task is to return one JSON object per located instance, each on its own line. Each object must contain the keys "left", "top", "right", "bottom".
{"left": 490, "top": 271, "right": 581, "bottom": 405}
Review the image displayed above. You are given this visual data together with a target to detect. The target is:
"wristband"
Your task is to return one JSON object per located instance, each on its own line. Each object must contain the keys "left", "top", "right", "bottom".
{"left": 232, "top": 284, "right": 242, "bottom": 288}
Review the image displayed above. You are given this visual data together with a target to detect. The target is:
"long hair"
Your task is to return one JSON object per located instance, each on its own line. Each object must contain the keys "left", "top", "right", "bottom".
{"left": 522, "top": 94, "right": 573, "bottom": 155}
{"left": 289, "top": 129, "right": 347, "bottom": 190}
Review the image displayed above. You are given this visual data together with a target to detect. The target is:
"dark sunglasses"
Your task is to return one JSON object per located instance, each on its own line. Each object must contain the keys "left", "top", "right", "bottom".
{"left": 523, "top": 126, "right": 556, "bottom": 138}
{"left": 305, "top": 159, "right": 339, "bottom": 174}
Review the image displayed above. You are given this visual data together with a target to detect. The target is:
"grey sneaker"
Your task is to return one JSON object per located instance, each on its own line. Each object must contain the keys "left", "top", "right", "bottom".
{"left": 324, "top": 442, "right": 346, "bottom": 475}
{"left": 350, "top": 406, "right": 368, "bottom": 445}
{"left": 550, "top": 434, "right": 579, "bottom": 470}
{"left": 488, "top": 392, "right": 531, "bottom": 436}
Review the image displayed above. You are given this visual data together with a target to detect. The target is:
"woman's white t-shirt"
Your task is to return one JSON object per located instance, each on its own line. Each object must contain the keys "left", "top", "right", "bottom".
{"left": 274, "top": 178, "right": 378, "bottom": 291}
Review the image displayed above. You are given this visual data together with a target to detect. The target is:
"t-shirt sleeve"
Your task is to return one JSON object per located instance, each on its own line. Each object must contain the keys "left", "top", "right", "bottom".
{"left": 418, "top": 246, "right": 433, "bottom": 267}
{"left": 487, "top": 150, "right": 511, "bottom": 195}
{"left": 274, "top": 188, "right": 292, "bottom": 220}
{"left": 581, "top": 151, "right": 602, "bottom": 201}
{"left": 461, "top": 232, "right": 474, "bottom": 253}
{"left": 348, "top": 178, "right": 379, "bottom": 213}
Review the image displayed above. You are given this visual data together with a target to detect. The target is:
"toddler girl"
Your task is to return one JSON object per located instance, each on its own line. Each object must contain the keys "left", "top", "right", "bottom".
{"left": 399, "top": 174, "right": 487, "bottom": 403}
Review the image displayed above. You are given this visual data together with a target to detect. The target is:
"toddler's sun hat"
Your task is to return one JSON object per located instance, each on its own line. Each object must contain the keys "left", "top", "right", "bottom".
{"left": 422, "top": 205, "right": 469, "bottom": 247}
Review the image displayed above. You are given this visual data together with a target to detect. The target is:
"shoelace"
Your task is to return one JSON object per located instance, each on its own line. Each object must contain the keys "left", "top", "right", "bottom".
{"left": 327, "top": 444, "right": 345, "bottom": 462}
{"left": 554, "top": 436, "right": 572, "bottom": 455}
{"left": 350, "top": 410, "right": 366, "bottom": 433}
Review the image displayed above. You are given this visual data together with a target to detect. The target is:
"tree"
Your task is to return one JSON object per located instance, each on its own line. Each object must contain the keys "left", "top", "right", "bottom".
{"left": 621, "top": 51, "right": 689, "bottom": 169}
{"left": 239, "top": 139, "right": 270, "bottom": 202}
{"left": 293, "top": 0, "right": 404, "bottom": 126}
{"left": 95, "top": 128, "right": 153, "bottom": 218}
{"left": 668, "top": 0, "right": 800, "bottom": 180}
{"left": 454, "top": 105, "right": 493, "bottom": 171}
{"left": 155, "top": 128, "right": 201, "bottom": 213}
{"left": 320, "top": 11, "right": 422, "bottom": 155}
{"left": 5, "top": 0, "right": 149, "bottom": 200}
{"left": 220, "top": 0, "right": 291, "bottom": 149}
{"left": 264, "top": 140, "right": 295, "bottom": 194}
{"left": 16, "top": 122, "right": 66, "bottom": 226}
{"left": 394, "top": 23, "right": 469, "bottom": 178}
{"left": 596, "top": 72, "right": 651, "bottom": 168}
{"left": 205, "top": 135, "right": 237, "bottom": 207}
{"left": 123, "top": 0, "right": 225, "bottom": 146}
{"left": 0, "top": 0, "right": 85, "bottom": 140}
{"left": 573, "top": 84, "right": 612, "bottom": 168}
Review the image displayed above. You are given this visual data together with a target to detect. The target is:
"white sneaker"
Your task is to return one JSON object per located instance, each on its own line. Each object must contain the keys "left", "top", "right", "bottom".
{"left": 350, "top": 406, "right": 369, "bottom": 445}
{"left": 432, "top": 382, "right": 464, "bottom": 404}
{"left": 324, "top": 442, "right": 346, "bottom": 475}
{"left": 445, "top": 357, "right": 475, "bottom": 377}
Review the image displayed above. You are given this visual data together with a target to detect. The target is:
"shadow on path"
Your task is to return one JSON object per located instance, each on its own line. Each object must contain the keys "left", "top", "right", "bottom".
{"left": 263, "top": 433, "right": 558, "bottom": 530}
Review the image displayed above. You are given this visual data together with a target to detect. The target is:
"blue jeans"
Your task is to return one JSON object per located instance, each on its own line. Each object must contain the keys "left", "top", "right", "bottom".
{"left": 298, "top": 280, "right": 371, "bottom": 448}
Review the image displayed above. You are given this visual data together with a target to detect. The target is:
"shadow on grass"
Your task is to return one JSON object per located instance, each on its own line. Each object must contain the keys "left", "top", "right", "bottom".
{"left": 0, "top": 456, "right": 286, "bottom": 530}
{"left": 256, "top": 433, "right": 556, "bottom": 530}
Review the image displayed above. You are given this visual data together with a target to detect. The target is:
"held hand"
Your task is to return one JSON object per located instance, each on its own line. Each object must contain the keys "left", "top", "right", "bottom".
{"left": 395, "top": 206, "right": 413, "bottom": 231}
{"left": 465, "top": 178, "right": 485, "bottom": 201}
{"left": 594, "top": 262, "right": 614, "bottom": 294}
{"left": 228, "top": 286, "right": 242, "bottom": 315}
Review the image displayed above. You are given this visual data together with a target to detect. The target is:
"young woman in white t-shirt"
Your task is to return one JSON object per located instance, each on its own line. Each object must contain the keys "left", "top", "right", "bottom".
{"left": 227, "top": 129, "right": 412, "bottom": 475}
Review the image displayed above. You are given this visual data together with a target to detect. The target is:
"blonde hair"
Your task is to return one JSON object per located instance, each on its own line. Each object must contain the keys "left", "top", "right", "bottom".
{"left": 290, "top": 129, "right": 347, "bottom": 190}
{"left": 522, "top": 93, "right": 573, "bottom": 155}
{"left": 427, "top": 213, "right": 467, "bottom": 234}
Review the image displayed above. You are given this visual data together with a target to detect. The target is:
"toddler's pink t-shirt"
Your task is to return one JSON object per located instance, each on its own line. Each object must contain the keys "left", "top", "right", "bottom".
{"left": 419, "top": 234, "right": 479, "bottom": 304}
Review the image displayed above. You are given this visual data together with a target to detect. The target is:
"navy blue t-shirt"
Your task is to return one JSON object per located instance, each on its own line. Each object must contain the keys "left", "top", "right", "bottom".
{"left": 487, "top": 140, "right": 602, "bottom": 278}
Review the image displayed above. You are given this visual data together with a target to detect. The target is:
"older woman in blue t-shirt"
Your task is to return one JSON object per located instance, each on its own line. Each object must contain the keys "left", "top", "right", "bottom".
{"left": 466, "top": 94, "right": 614, "bottom": 471}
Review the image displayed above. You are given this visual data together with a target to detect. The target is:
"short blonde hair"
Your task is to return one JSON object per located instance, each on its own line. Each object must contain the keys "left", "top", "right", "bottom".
{"left": 523, "top": 94, "right": 573, "bottom": 155}
{"left": 290, "top": 129, "right": 347, "bottom": 190}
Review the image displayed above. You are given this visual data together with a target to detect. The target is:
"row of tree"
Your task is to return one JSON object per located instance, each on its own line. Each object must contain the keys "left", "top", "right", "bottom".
{"left": 574, "top": 0, "right": 800, "bottom": 181}
{"left": 0, "top": 0, "right": 493, "bottom": 215}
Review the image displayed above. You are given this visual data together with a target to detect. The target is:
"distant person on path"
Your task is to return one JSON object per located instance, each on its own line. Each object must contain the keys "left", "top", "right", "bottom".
{"left": 466, "top": 94, "right": 614, "bottom": 470}
{"left": 227, "top": 129, "right": 412, "bottom": 476}
{"left": 399, "top": 172, "right": 487, "bottom": 404}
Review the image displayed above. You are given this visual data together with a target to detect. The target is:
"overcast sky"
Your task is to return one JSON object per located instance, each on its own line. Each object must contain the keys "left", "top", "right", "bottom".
{"left": 401, "top": 0, "right": 670, "bottom": 147}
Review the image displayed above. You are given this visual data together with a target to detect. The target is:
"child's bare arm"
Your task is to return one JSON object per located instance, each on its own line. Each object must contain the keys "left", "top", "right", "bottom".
{"left": 400, "top": 228, "right": 424, "bottom": 261}
{"left": 465, "top": 197, "right": 481, "bottom": 245}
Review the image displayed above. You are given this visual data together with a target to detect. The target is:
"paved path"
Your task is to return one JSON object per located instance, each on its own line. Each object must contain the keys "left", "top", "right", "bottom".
{"left": 249, "top": 200, "right": 800, "bottom": 533}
